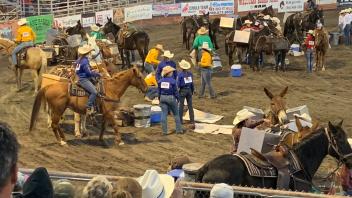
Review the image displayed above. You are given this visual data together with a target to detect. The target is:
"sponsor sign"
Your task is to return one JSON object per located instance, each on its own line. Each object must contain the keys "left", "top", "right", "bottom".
{"left": 278, "top": 0, "right": 304, "bottom": 12}
{"left": 113, "top": 8, "right": 125, "bottom": 24}
{"left": 237, "top": 0, "right": 279, "bottom": 12}
{"left": 124, "top": 4, "right": 153, "bottom": 22}
{"left": 0, "top": 21, "right": 19, "bottom": 39}
{"left": 209, "top": 1, "right": 235, "bottom": 15}
{"left": 95, "top": 10, "right": 114, "bottom": 25}
{"left": 153, "top": 3, "right": 181, "bottom": 16}
{"left": 181, "top": 2, "right": 210, "bottom": 16}
{"left": 26, "top": 14, "right": 54, "bottom": 43}
{"left": 82, "top": 13, "right": 96, "bottom": 27}
{"left": 54, "top": 15, "right": 81, "bottom": 28}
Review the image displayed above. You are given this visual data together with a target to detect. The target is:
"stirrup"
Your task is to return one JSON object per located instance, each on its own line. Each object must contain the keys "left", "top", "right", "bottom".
{"left": 86, "top": 107, "right": 95, "bottom": 115}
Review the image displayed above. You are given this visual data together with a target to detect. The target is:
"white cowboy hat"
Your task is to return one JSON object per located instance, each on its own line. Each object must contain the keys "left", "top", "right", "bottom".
{"left": 348, "top": 138, "right": 352, "bottom": 147}
{"left": 308, "top": 30, "right": 314, "bottom": 35}
{"left": 179, "top": 59, "right": 191, "bottom": 70}
{"left": 155, "top": 44, "right": 164, "bottom": 51}
{"left": 233, "top": 109, "right": 256, "bottom": 126}
{"left": 340, "top": 10, "right": 346, "bottom": 14}
{"left": 91, "top": 24, "right": 100, "bottom": 32}
{"left": 161, "top": 50, "right": 174, "bottom": 58}
{"left": 17, "top": 18, "right": 27, "bottom": 26}
{"left": 316, "top": 22, "right": 323, "bottom": 29}
{"left": 201, "top": 42, "right": 211, "bottom": 51}
{"left": 210, "top": 183, "right": 234, "bottom": 198}
{"left": 293, "top": 113, "right": 312, "bottom": 122}
{"left": 197, "top": 27, "right": 209, "bottom": 35}
{"left": 272, "top": 17, "right": 281, "bottom": 24}
{"left": 243, "top": 20, "right": 253, "bottom": 25}
{"left": 161, "top": 65, "right": 176, "bottom": 77}
{"left": 78, "top": 45, "right": 94, "bottom": 55}
{"left": 263, "top": 15, "right": 271, "bottom": 20}
{"left": 137, "top": 170, "right": 174, "bottom": 198}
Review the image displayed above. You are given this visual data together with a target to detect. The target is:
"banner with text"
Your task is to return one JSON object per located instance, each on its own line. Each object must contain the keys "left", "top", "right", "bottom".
{"left": 27, "top": 14, "right": 53, "bottom": 44}
{"left": 54, "top": 15, "right": 81, "bottom": 28}
{"left": 82, "top": 13, "right": 96, "bottom": 28}
{"left": 125, "top": 4, "right": 153, "bottom": 22}
{"left": 0, "top": 21, "right": 18, "bottom": 40}
{"left": 181, "top": 2, "right": 210, "bottom": 16}
{"left": 113, "top": 8, "right": 125, "bottom": 24}
{"left": 209, "top": 1, "right": 235, "bottom": 15}
{"left": 338, "top": 0, "right": 352, "bottom": 6}
{"left": 96, "top": 10, "right": 114, "bottom": 25}
{"left": 278, "top": 0, "right": 304, "bottom": 13}
{"left": 153, "top": 3, "right": 181, "bottom": 16}
{"left": 238, "top": 0, "right": 279, "bottom": 12}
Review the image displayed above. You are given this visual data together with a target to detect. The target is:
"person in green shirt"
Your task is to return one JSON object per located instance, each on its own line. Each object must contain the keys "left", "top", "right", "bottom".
{"left": 192, "top": 27, "right": 214, "bottom": 61}
{"left": 90, "top": 24, "right": 105, "bottom": 40}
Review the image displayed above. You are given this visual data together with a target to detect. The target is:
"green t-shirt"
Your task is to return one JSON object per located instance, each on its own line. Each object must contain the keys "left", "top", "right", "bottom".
{"left": 192, "top": 34, "right": 214, "bottom": 50}
{"left": 90, "top": 31, "right": 105, "bottom": 40}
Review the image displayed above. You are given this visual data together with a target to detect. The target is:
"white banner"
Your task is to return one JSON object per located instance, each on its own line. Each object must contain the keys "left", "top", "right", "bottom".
{"left": 278, "top": 0, "right": 304, "bottom": 13}
{"left": 125, "top": 5, "right": 153, "bottom": 22}
{"left": 237, "top": 0, "right": 279, "bottom": 12}
{"left": 209, "top": 1, "right": 235, "bottom": 15}
{"left": 181, "top": 2, "right": 210, "bottom": 16}
{"left": 54, "top": 15, "right": 81, "bottom": 28}
{"left": 153, "top": 4, "right": 181, "bottom": 16}
{"left": 317, "top": 0, "right": 335, "bottom": 4}
{"left": 95, "top": 10, "right": 114, "bottom": 25}
{"left": 81, "top": 13, "right": 96, "bottom": 28}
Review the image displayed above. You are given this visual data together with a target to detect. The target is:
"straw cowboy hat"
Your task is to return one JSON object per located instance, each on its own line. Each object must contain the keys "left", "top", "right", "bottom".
{"left": 233, "top": 109, "right": 256, "bottom": 126}
{"left": 243, "top": 20, "right": 253, "bottom": 25}
{"left": 137, "top": 170, "right": 175, "bottom": 198}
{"left": 179, "top": 59, "right": 191, "bottom": 70}
{"left": 91, "top": 24, "right": 100, "bottom": 32}
{"left": 263, "top": 15, "right": 271, "bottom": 20}
{"left": 201, "top": 42, "right": 211, "bottom": 51}
{"left": 17, "top": 18, "right": 27, "bottom": 26}
{"left": 155, "top": 44, "right": 164, "bottom": 51}
{"left": 271, "top": 17, "right": 281, "bottom": 24}
{"left": 161, "top": 66, "right": 176, "bottom": 77}
{"left": 78, "top": 45, "right": 94, "bottom": 55}
{"left": 161, "top": 50, "right": 174, "bottom": 58}
{"left": 210, "top": 183, "right": 234, "bottom": 198}
{"left": 308, "top": 30, "right": 314, "bottom": 35}
{"left": 197, "top": 27, "right": 209, "bottom": 35}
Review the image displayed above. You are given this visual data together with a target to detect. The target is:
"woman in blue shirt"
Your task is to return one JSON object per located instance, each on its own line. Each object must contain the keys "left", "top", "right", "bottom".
{"left": 177, "top": 60, "right": 195, "bottom": 128}
{"left": 75, "top": 45, "right": 101, "bottom": 114}
{"left": 158, "top": 66, "right": 183, "bottom": 135}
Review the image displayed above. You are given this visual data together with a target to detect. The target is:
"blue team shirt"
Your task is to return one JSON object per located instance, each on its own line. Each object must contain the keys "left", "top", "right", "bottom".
{"left": 75, "top": 57, "right": 100, "bottom": 79}
{"left": 158, "top": 77, "right": 179, "bottom": 100}
{"left": 177, "top": 71, "right": 194, "bottom": 93}
{"left": 156, "top": 60, "right": 177, "bottom": 81}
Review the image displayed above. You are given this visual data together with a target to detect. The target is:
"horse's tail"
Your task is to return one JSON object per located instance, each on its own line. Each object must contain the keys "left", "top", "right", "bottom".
{"left": 29, "top": 86, "right": 47, "bottom": 132}
{"left": 40, "top": 50, "right": 48, "bottom": 73}
{"left": 195, "top": 162, "right": 209, "bottom": 182}
{"left": 182, "top": 18, "right": 187, "bottom": 45}
{"left": 144, "top": 33, "right": 150, "bottom": 57}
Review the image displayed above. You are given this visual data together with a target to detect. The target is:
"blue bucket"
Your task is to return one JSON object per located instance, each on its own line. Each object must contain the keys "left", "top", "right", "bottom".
{"left": 151, "top": 106, "right": 162, "bottom": 123}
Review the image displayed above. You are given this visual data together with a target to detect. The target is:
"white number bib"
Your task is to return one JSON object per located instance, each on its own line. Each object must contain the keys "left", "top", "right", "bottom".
{"left": 22, "top": 32, "right": 30, "bottom": 37}
{"left": 160, "top": 82, "right": 170, "bottom": 89}
{"left": 308, "top": 41, "right": 314, "bottom": 45}
{"left": 75, "top": 64, "right": 81, "bottom": 71}
{"left": 184, "top": 77, "right": 193, "bottom": 84}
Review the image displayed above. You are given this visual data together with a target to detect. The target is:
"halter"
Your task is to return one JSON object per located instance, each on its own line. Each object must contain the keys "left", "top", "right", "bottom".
{"left": 325, "top": 128, "right": 352, "bottom": 163}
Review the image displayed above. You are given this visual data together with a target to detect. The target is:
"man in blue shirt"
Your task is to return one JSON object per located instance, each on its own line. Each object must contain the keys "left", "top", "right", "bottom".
{"left": 75, "top": 45, "right": 101, "bottom": 114}
{"left": 156, "top": 50, "right": 177, "bottom": 81}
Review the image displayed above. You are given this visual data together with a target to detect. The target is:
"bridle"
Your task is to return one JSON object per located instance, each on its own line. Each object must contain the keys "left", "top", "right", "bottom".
{"left": 325, "top": 128, "right": 352, "bottom": 164}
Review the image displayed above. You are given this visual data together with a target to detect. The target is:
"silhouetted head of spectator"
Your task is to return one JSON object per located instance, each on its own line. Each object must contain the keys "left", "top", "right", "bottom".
{"left": 0, "top": 122, "right": 19, "bottom": 198}
{"left": 82, "top": 176, "right": 113, "bottom": 198}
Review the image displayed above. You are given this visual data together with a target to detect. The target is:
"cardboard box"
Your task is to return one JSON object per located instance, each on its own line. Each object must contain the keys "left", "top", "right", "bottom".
{"left": 41, "top": 73, "right": 68, "bottom": 88}
{"left": 243, "top": 106, "right": 265, "bottom": 121}
{"left": 233, "top": 30, "right": 250, "bottom": 43}
{"left": 286, "top": 105, "right": 310, "bottom": 121}
{"left": 220, "top": 17, "right": 235, "bottom": 28}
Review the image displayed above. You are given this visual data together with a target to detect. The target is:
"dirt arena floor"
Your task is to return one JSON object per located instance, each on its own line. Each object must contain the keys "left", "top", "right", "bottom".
{"left": 0, "top": 10, "right": 351, "bottom": 186}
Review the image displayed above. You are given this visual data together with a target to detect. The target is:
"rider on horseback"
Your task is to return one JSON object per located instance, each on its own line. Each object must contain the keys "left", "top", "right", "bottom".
{"left": 11, "top": 18, "right": 36, "bottom": 69}
{"left": 75, "top": 45, "right": 101, "bottom": 114}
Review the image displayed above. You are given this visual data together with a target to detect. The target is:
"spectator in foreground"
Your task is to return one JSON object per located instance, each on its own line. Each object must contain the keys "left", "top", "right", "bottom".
{"left": 0, "top": 122, "right": 20, "bottom": 198}
{"left": 21, "top": 167, "right": 54, "bottom": 198}
{"left": 112, "top": 178, "right": 142, "bottom": 198}
{"left": 82, "top": 176, "right": 113, "bottom": 198}
{"left": 210, "top": 183, "right": 234, "bottom": 198}
{"left": 53, "top": 179, "right": 75, "bottom": 198}
{"left": 137, "top": 170, "right": 174, "bottom": 198}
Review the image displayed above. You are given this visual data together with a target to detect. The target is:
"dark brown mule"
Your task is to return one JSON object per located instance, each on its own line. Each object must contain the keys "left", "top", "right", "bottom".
{"left": 314, "top": 28, "right": 329, "bottom": 71}
{"left": 260, "top": 5, "right": 277, "bottom": 17}
{"left": 29, "top": 67, "right": 147, "bottom": 146}
{"left": 181, "top": 13, "right": 211, "bottom": 50}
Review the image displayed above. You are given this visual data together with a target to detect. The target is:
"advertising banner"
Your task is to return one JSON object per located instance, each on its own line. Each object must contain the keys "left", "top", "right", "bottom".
{"left": 124, "top": 4, "right": 153, "bottom": 22}
{"left": 82, "top": 13, "right": 96, "bottom": 28}
{"left": 237, "top": 0, "right": 279, "bottom": 12}
{"left": 338, "top": 0, "right": 352, "bottom": 6}
{"left": 54, "top": 15, "right": 81, "bottom": 28}
{"left": 152, "top": 3, "right": 181, "bottom": 16}
{"left": 26, "top": 14, "right": 54, "bottom": 44}
{"left": 113, "top": 8, "right": 125, "bottom": 24}
{"left": 0, "top": 21, "right": 19, "bottom": 40}
{"left": 181, "top": 2, "right": 210, "bottom": 16}
{"left": 95, "top": 10, "right": 114, "bottom": 25}
{"left": 278, "top": 0, "right": 304, "bottom": 13}
{"left": 209, "top": 1, "right": 235, "bottom": 15}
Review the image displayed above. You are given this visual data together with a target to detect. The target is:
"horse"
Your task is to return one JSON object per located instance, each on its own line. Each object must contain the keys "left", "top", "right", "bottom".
{"left": 0, "top": 38, "right": 47, "bottom": 94}
{"left": 29, "top": 67, "right": 148, "bottom": 146}
{"left": 66, "top": 20, "right": 87, "bottom": 40}
{"left": 263, "top": 86, "right": 289, "bottom": 126}
{"left": 102, "top": 17, "right": 149, "bottom": 70}
{"left": 195, "top": 121, "right": 352, "bottom": 194}
{"left": 314, "top": 28, "right": 329, "bottom": 71}
{"left": 261, "top": 5, "right": 276, "bottom": 17}
{"left": 181, "top": 13, "right": 211, "bottom": 50}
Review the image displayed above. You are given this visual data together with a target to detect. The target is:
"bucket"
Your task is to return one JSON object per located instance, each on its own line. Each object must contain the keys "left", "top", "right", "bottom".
{"left": 212, "top": 53, "right": 222, "bottom": 72}
{"left": 150, "top": 106, "right": 162, "bottom": 123}
{"left": 290, "top": 44, "right": 300, "bottom": 52}
{"left": 231, "top": 64, "right": 242, "bottom": 77}
{"left": 330, "top": 32, "right": 340, "bottom": 46}
{"left": 133, "top": 104, "right": 151, "bottom": 128}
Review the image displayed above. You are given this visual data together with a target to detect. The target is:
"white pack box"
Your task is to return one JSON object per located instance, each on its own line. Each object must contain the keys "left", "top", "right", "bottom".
{"left": 286, "top": 105, "right": 310, "bottom": 121}
{"left": 243, "top": 106, "right": 265, "bottom": 121}
{"left": 220, "top": 17, "right": 235, "bottom": 28}
{"left": 233, "top": 30, "right": 251, "bottom": 43}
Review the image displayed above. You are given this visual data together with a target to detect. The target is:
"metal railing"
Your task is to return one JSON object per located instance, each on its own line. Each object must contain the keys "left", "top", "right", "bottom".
{"left": 0, "top": 1, "right": 21, "bottom": 22}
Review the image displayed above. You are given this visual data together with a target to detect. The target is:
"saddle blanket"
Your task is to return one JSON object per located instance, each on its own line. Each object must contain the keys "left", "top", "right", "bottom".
{"left": 69, "top": 81, "right": 104, "bottom": 97}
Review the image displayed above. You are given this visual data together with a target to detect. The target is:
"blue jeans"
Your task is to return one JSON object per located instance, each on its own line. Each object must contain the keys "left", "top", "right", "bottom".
{"left": 179, "top": 88, "right": 194, "bottom": 124}
{"left": 144, "top": 62, "right": 155, "bottom": 74}
{"left": 344, "top": 24, "right": 351, "bottom": 46}
{"left": 11, "top": 41, "right": 33, "bottom": 65}
{"left": 79, "top": 78, "right": 98, "bottom": 108}
{"left": 160, "top": 95, "right": 182, "bottom": 134}
{"left": 305, "top": 48, "right": 314, "bottom": 73}
{"left": 146, "top": 86, "right": 158, "bottom": 100}
{"left": 199, "top": 67, "right": 216, "bottom": 97}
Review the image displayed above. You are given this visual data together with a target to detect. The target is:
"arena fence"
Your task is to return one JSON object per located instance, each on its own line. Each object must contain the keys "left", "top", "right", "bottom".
{"left": 0, "top": 1, "right": 20, "bottom": 22}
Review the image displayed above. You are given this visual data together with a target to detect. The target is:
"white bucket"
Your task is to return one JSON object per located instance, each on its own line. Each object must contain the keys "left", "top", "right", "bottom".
{"left": 133, "top": 104, "right": 151, "bottom": 128}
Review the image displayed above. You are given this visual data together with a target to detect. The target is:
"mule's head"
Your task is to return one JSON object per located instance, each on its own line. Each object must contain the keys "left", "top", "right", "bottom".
{"left": 264, "top": 86, "right": 288, "bottom": 125}
{"left": 102, "top": 17, "right": 120, "bottom": 36}
{"left": 130, "top": 67, "right": 147, "bottom": 93}
{"left": 295, "top": 116, "right": 319, "bottom": 141}
{"left": 327, "top": 121, "right": 352, "bottom": 169}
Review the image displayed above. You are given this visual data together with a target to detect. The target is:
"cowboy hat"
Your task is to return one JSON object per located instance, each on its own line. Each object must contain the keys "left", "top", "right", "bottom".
{"left": 243, "top": 20, "right": 253, "bottom": 25}
{"left": 201, "top": 42, "right": 211, "bottom": 51}
{"left": 17, "top": 18, "right": 27, "bottom": 26}
{"left": 155, "top": 44, "right": 164, "bottom": 51}
{"left": 91, "top": 24, "right": 100, "bottom": 32}
{"left": 78, "top": 45, "right": 94, "bottom": 55}
{"left": 161, "top": 66, "right": 176, "bottom": 77}
{"left": 233, "top": 109, "right": 256, "bottom": 126}
{"left": 271, "top": 17, "right": 281, "bottom": 24}
{"left": 197, "top": 27, "right": 209, "bottom": 35}
{"left": 53, "top": 179, "right": 75, "bottom": 198}
{"left": 179, "top": 59, "right": 191, "bottom": 70}
{"left": 263, "top": 15, "right": 271, "bottom": 20}
{"left": 293, "top": 113, "right": 312, "bottom": 122}
{"left": 258, "top": 13, "right": 265, "bottom": 17}
{"left": 137, "top": 170, "right": 174, "bottom": 198}
{"left": 161, "top": 50, "right": 174, "bottom": 58}
{"left": 340, "top": 10, "right": 346, "bottom": 14}
{"left": 210, "top": 183, "right": 234, "bottom": 198}
{"left": 308, "top": 30, "right": 314, "bottom": 35}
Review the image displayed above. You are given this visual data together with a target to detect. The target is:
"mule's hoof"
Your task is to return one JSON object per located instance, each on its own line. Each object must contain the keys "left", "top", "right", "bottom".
{"left": 322, "top": 67, "right": 326, "bottom": 71}
{"left": 74, "top": 134, "right": 81, "bottom": 139}
{"left": 59, "top": 141, "right": 67, "bottom": 146}
{"left": 118, "top": 141, "right": 125, "bottom": 146}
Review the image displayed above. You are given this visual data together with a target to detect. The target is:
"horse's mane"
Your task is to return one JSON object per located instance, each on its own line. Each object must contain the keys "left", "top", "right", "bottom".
{"left": 292, "top": 127, "right": 324, "bottom": 151}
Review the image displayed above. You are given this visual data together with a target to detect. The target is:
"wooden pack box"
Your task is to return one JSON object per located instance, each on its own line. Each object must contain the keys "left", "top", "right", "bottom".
{"left": 233, "top": 30, "right": 250, "bottom": 43}
{"left": 286, "top": 105, "right": 310, "bottom": 121}
{"left": 220, "top": 17, "right": 235, "bottom": 28}
{"left": 41, "top": 73, "right": 68, "bottom": 88}
{"left": 243, "top": 106, "right": 265, "bottom": 121}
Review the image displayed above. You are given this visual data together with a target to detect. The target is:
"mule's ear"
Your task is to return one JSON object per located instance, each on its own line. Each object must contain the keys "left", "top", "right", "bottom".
{"left": 311, "top": 120, "right": 319, "bottom": 132}
{"left": 280, "top": 86, "right": 288, "bottom": 97}
{"left": 295, "top": 116, "right": 303, "bottom": 132}
{"left": 328, "top": 121, "right": 336, "bottom": 133}
{"left": 132, "top": 66, "right": 138, "bottom": 75}
{"left": 264, "top": 87, "right": 274, "bottom": 99}
{"left": 338, "top": 120, "right": 344, "bottom": 128}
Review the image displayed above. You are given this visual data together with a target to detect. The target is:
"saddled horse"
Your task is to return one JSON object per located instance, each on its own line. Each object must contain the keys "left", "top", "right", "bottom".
{"left": 29, "top": 67, "right": 147, "bottom": 146}
{"left": 314, "top": 28, "right": 329, "bottom": 71}
{"left": 195, "top": 121, "right": 352, "bottom": 194}
{"left": 66, "top": 20, "right": 87, "bottom": 40}
{"left": 181, "top": 13, "right": 211, "bottom": 50}
{"left": 0, "top": 38, "right": 47, "bottom": 94}
{"left": 261, "top": 5, "right": 276, "bottom": 17}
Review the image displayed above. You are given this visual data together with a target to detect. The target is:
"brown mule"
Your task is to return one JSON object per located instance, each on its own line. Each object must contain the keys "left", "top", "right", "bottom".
{"left": 314, "top": 28, "right": 329, "bottom": 71}
{"left": 263, "top": 86, "right": 289, "bottom": 126}
{"left": 0, "top": 38, "right": 47, "bottom": 94}
{"left": 29, "top": 67, "right": 147, "bottom": 146}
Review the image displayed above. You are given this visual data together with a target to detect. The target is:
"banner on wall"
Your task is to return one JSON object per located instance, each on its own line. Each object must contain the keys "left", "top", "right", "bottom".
{"left": 96, "top": 10, "right": 114, "bottom": 25}
{"left": 338, "top": 0, "right": 352, "bottom": 6}
{"left": 113, "top": 8, "right": 125, "bottom": 24}
{"left": 318, "top": 0, "right": 336, "bottom": 4}
{"left": 237, "top": 0, "right": 279, "bottom": 12}
{"left": 26, "top": 14, "right": 53, "bottom": 44}
{"left": 0, "top": 21, "right": 19, "bottom": 40}
{"left": 54, "top": 15, "right": 81, "bottom": 28}
{"left": 181, "top": 2, "right": 210, "bottom": 16}
{"left": 278, "top": 0, "right": 304, "bottom": 13}
{"left": 124, "top": 5, "right": 153, "bottom": 22}
{"left": 209, "top": 1, "right": 234, "bottom": 15}
{"left": 82, "top": 13, "right": 96, "bottom": 28}
{"left": 153, "top": 4, "right": 181, "bottom": 16}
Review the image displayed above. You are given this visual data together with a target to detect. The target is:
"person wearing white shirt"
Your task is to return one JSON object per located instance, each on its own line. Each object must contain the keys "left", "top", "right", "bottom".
{"left": 339, "top": 10, "right": 346, "bottom": 33}
{"left": 343, "top": 10, "right": 352, "bottom": 45}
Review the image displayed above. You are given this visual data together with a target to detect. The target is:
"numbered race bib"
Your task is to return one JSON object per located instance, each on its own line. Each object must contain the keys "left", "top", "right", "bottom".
{"left": 22, "top": 32, "right": 30, "bottom": 37}
{"left": 184, "top": 77, "right": 193, "bottom": 84}
{"left": 160, "top": 82, "right": 170, "bottom": 89}
{"left": 308, "top": 41, "right": 314, "bottom": 46}
{"left": 75, "top": 63, "right": 81, "bottom": 71}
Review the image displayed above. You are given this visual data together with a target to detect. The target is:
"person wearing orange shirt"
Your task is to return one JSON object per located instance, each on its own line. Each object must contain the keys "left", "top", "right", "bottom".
{"left": 144, "top": 44, "right": 164, "bottom": 74}
{"left": 11, "top": 18, "right": 36, "bottom": 68}
{"left": 198, "top": 43, "right": 216, "bottom": 99}
{"left": 144, "top": 72, "right": 158, "bottom": 101}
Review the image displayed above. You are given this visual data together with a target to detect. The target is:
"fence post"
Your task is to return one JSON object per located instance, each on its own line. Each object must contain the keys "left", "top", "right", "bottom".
{"left": 67, "top": 0, "right": 69, "bottom": 17}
